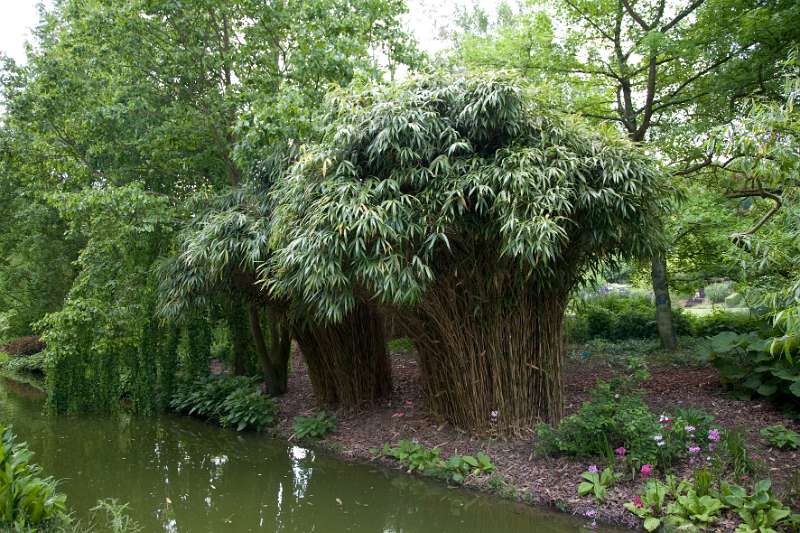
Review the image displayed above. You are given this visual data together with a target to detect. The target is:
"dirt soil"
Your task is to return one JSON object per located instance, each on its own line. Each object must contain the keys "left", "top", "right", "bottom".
{"left": 272, "top": 346, "right": 800, "bottom": 531}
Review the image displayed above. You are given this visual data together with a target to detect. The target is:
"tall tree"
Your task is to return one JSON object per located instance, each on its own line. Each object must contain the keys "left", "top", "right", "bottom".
{"left": 453, "top": 0, "right": 800, "bottom": 348}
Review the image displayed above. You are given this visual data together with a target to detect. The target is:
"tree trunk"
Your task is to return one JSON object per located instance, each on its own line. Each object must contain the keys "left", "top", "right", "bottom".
{"left": 651, "top": 254, "right": 677, "bottom": 350}
{"left": 248, "top": 303, "right": 289, "bottom": 395}
{"left": 294, "top": 303, "right": 391, "bottom": 407}
{"left": 403, "top": 275, "right": 566, "bottom": 435}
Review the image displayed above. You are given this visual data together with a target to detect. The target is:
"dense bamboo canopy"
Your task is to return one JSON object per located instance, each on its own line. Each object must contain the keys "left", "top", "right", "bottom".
{"left": 268, "top": 74, "right": 671, "bottom": 432}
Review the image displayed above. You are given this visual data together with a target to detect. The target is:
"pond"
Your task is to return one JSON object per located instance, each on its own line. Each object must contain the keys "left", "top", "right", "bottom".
{"left": 0, "top": 377, "right": 625, "bottom": 532}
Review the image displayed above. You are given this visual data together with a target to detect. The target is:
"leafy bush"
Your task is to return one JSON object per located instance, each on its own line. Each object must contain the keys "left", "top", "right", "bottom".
{"left": 705, "top": 331, "right": 800, "bottom": 404}
{"left": 219, "top": 387, "right": 277, "bottom": 431}
{"left": 759, "top": 425, "right": 800, "bottom": 450}
{"left": 665, "top": 489, "right": 724, "bottom": 530}
{"left": 292, "top": 411, "right": 337, "bottom": 440}
{"left": 380, "top": 440, "right": 494, "bottom": 483}
{"left": 0, "top": 425, "right": 69, "bottom": 529}
{"left": 170, "top": 375, "right": 277, "bottom": 431}
{"left": 705, "top": 282, "right": 733, "bottom": 304}
{"left": 568, "top": 294, "right": 691, "bottom": 341}
{"left": 689, "top": 311, "right": 772, "bottom": 338}
{"left": 536, "top": 368, "right": 715, "bottom": 470}
{"left": 0, "top": 336, "right": 45, "bottom": 356}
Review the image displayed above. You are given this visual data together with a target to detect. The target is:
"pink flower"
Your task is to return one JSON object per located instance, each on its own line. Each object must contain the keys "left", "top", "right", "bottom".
{"left": 688, "top": 445, "right": 701, "bottom": 454}
{"left": 640, "top": 464, "right": 652, "bottom": 479}
{"left": 587, "top": 465, "right": 599, "bottom": 473}
{"left": 633, "top": 495, "right": 644, "bottom": 508}
{"left": 708, "top": 429, "right": 721, "bottom": 442}
{"left": 615, "top": 447, "right": 627, "bottom": 457}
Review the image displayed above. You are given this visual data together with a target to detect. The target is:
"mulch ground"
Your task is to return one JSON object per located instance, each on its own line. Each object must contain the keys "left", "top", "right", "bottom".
{"left": 271, "top": 346, "right": 800, "bottom": 531}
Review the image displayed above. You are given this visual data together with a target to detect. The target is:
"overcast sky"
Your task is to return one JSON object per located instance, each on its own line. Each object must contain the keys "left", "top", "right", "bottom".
{"left": 0, "top": 0, "right": 502, "bottom": 64}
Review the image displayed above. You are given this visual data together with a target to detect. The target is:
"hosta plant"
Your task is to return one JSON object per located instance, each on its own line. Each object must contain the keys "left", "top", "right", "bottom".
{"left": 665, "top": 489, "right": 724, "bottom": 530}
{"left": 578, "top": 466, "right": 619, "bottom": 503}
{"left": 721, "top": 480, "right": 795, "bottom": 533}
{"left": 759, "top": 425, "right": 800, "bottom": 450}
{"left": 292, "top": 411, "right": 337, "bottom": 440}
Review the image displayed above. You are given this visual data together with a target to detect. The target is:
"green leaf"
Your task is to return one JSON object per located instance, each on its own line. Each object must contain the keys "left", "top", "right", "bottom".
{"left": 643, "top": 517, "right": 661, "bottom": 532}
{"left": 578, "top": 482, "right": 594, "bottom": 497}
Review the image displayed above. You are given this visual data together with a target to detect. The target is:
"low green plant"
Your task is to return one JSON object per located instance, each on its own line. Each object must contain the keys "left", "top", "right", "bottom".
{"left": 82, "top": 499, "right": 143, "bottom": 533}
{"left": 720, "top": 479, "right": 795, "bottom": 533}
{"left": 578, "top": 466, "right": 619, "bottom": 503}
{"left": 759, "top": 425, "right": 800, "bottom": 450}
{"left": 381, "top": 440, "right": 495, "bottom": 482}
{"left": 536, "top": 366, "right": 714, "bottom": 470}
{"left": 705, "top": 331, "right": 799, "bottom": 404}
{"left": 292, "top": 411, "right": 337, "bottom": 440}
{"left": 218, "top": 387, "right": 277, "bottom": 431}
{"left": 386, "top": 337, "right": 414, "bottom": 352}
{"left": 624, "top": 479, "right": 669, "bottom": 532}
{"left": 170, "top": 375, "right": 277, "bottom": 431}
{"left": 665, "top": 489, "right": 724, "bottom": 530}
{"left": 0, "top": 425, "right": 69, "bottom": 529}
{"left": 713, "top": 428, "right": 762, "bottom": 482}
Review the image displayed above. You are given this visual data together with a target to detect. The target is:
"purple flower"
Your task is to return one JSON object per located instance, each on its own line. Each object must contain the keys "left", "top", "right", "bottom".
{"left": 685, "top": 425, "right": 696, "bottom": 433}
{"left": 587, "top": 465, "right": 599, "bottom": 473}
{"left": 615, "top": 447, "right": 627, "bottom": 457}
{"left": 490, "top": 410, "right": 498, "bottom": 419}
{"left": 688, "top": 445, "right": 701, "bottom": 454}
{"left": 708, "top": 429, "right": 721, "bottom": 442}
{"left": 584, "top": 509, "right": 596, "bottom": 518}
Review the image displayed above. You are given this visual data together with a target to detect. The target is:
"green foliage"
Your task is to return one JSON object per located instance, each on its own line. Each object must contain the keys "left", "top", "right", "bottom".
{"left": 714, "top": 428, "right": 762, "bottom": 482}
{"left": 381, "top": 440, "right": 495, "bottom": 483}
{"left": 269, "top": 74, "right": 670, "bottom": 324}
{"left": 705, "top": 282, "right": 733, "bottom": 304}
{"left": 759, "top": 425, "right": 800, "bottom": 450}
{"left": 536, "top": 367, "right": 715, "bottom": 470}
{"left": 386, "top": 337, "right": 414, "bottom": 353}
{"left": 720, "top": 480, "right": 796, "bottom": 533}
{"left": 0, "top": 425, "right": 69, "bottom": 529}
{"left": 624, "top": 479, "right": 669, "bottom": 532}
{"left": 170, "top": 375, "right": 276, "bottom": 432}
{"left": 569, "top": 294, "right": 691, "bottom": 342}
{"left": 690, "top": 311, "right": 772, "bottom": 338}
{"left": 706, "top": 331, "right": 800, "bottom": 405}
{"left": 0, "top": 353, "right": 47, "bottom": 376}
{"left": 218, "top": 387, "right": 277, "bottom": 432}
{"left": 665, "top": 489, "right": 724, "bottom": 530}
{"left": 185, "top": 314, "right": 212, "bottom": 380}
{"left": 577, "top": 466, "right": 619, "bottom": 503}
{"left": 292, "top": 411, "right": 337, "bottom": 441}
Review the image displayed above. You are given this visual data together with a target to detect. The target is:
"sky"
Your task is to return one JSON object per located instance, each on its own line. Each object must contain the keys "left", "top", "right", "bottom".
{"left": 0, "top": 1, "right": 44, "bottom": 63}
{"left": 0, "top": 0, "right": 502, "bottom": 64}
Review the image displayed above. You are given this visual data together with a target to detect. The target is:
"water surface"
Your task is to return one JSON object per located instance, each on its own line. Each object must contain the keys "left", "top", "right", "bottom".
{"left": 0, "top": 377, "right": 624, "bottom": 532}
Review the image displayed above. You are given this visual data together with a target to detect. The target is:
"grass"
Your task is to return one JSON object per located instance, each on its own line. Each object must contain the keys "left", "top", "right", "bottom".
{"left": 387, "top": 337, "right": 415, "bottom": 353}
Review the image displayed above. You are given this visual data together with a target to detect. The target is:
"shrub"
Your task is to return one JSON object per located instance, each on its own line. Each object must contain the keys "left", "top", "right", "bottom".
{"left": 292, "top": 411, "right": 337, "bottom": 440}
{"left": 0, "top": 424, "right": 69, "bottom": 529}
{"left": 689, "top": 311, "right": 772, "bottom": 337}
{"left": 170, "top": 375, "right": 277, "bottom": 431}
{"left": 705, "top": 282, "right": 733, "bottom": 304}
{"left": 705, "top": 331, "right": 800, "bottom": 405}
{"left": 0, "top": 336, "right": 45, "bottom": 356}
{"left": 569, "top": 294, "right": 691, "bottom": 342}
{"left": 578, "top": 466, "right": 619, "bottom": 503}
{"left": 536, "top": 367, "right": 716, "bottom": 470}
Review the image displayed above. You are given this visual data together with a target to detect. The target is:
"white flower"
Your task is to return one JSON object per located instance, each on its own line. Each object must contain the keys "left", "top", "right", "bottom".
{"left": 657, "top": 441, "right": 665, "bottom": 447}
{"left": 490, "top": 410, "right": 498, "bottom": 419}
{"left": 685, "top": 425, "right": 696, "bottom": 433}
{"left": 659, "top": 414, "right": 669, "bottom": 423}
{"left": 653, "top": 434, "right": 663, "bottom": 441}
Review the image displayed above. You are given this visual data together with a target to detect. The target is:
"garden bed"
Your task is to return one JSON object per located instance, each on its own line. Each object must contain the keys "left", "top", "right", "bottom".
{"left": 272, "top": 343, "right": 800, "bottom": 531}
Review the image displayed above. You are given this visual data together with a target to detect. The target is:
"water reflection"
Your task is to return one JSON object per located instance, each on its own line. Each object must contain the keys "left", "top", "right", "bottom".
{"left": 0, "top": 377, "right": 624, "bottom": 532}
